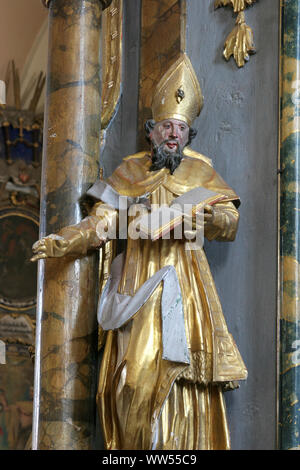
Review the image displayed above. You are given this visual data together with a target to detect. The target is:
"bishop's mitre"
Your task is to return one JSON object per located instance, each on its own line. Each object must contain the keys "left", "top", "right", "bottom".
{"left": 151, "top": 53, "right": 203, "bottom": 126}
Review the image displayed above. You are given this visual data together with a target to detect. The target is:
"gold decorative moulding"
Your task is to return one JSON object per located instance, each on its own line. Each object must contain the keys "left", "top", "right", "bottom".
{"left": 101, "top": 0, "right": 123, "bottom": 130}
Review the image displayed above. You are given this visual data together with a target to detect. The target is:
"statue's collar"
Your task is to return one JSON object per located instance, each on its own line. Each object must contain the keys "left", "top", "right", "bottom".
{"left": 103, "top": 148, "right": 239, "bottom": 204}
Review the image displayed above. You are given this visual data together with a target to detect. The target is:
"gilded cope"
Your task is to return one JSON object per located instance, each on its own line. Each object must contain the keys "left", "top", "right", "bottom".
{"left": 32, "top": 54, "right": 247, "bottom": 450}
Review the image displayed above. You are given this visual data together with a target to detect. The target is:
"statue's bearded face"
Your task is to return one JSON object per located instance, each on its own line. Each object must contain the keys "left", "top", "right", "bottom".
{"left": 149, "top": 118, "right": 190, "bottom": 174}
{"left": 151, "top": 119, "right": 190, "bottom": 153}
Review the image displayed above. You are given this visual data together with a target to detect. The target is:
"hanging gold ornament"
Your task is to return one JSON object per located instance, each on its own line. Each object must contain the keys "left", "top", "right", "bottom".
{"left": 214, "top": 0, "right": 257, "bottom": 13}
{"left": 223, "top": 11, "right": 255, "bottom": 67}
{"left": 214, "top": 0, "right": 257, "bottom": 68}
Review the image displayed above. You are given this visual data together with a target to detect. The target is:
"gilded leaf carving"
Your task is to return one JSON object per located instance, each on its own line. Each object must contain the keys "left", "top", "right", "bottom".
{"left": 214, "top": 0, "right": 257, "bottom": 12}
{"left": 223, "top": 12, "right": 256, "bottom": 67}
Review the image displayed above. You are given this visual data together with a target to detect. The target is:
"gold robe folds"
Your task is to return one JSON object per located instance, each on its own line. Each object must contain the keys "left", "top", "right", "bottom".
{"left": 62, "top": 148, "right": 247, "bottom": 450}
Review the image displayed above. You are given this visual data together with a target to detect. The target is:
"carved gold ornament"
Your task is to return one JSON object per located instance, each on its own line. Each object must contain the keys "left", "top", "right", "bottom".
{"left": 214, "top": 0, "right": 257, "bottom": 13}
{"left": 223, "top": 12, "right": 255, "bottom": 67}
{"left": 215, "top": 0, "right": 257, "bottom": 67}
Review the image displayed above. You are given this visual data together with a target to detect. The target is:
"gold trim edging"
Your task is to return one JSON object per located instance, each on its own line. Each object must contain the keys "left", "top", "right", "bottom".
{"left": 101, "top": 0, "right": 123, "bottom": 129}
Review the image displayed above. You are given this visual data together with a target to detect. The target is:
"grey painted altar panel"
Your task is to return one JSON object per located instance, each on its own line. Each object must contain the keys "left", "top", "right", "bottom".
{"left": 186, "top": 1, "right": 278, "bottom": 450}
{"left": 101, "top": 0, "right": 279, "bottom": 450}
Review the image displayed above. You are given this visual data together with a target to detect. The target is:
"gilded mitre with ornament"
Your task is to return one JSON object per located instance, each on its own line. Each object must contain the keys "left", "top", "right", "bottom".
{"left": 151, "top": 53, "right": 203, "bottom": 126}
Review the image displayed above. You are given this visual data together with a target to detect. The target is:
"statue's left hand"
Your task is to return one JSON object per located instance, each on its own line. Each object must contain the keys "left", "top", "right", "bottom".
{"left": 204, "top": 204, "right": 215, "bottom": 225}
{"left": 203, "top": 202, "right": 239, "bottom": 242}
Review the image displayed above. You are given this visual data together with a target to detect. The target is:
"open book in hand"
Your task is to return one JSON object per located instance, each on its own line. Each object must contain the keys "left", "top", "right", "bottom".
{"left": 134, "top": 187, "right": 227, "bottom": 240}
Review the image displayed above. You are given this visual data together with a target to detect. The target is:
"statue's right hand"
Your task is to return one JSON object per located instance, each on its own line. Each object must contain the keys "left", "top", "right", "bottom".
{"left": 31, "top": 235, "right": 70, "bottom": 262}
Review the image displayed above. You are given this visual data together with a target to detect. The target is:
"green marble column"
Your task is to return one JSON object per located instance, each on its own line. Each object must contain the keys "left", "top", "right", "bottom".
{"left": 279, "top": 0, "right": 300, "bottom": 450}
{"left": 32, "top": 0, "right": 111, "bottom": 450}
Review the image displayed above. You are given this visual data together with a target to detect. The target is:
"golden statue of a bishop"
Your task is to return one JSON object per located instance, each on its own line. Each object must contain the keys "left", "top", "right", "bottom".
{"left": 32, "top": 53, "right": 247, "bottom": 450}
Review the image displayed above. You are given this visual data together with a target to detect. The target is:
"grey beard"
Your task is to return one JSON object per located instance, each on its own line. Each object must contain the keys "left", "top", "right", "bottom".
{"left": 150, "top": 140, "right": 184, "bottom": 175}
